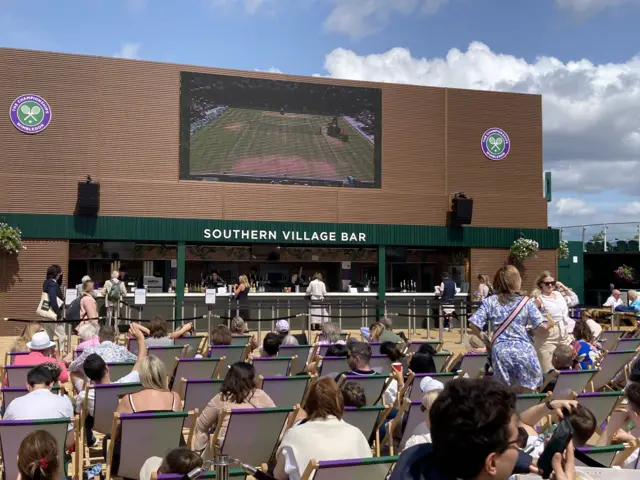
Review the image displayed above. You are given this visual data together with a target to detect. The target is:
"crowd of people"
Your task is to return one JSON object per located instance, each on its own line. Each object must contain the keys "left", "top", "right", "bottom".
{"left": 5, "top": 263, "right": 640, "bottom": 479}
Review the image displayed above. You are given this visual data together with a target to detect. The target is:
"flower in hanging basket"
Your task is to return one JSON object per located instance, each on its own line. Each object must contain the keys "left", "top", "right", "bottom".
{"left": 0, "top": 223, "right": 25, "bottom": 254}
{"left": 614, "top": 265, "right": 637, "bottom": 283}
{"left": 558, "top": 240, "right": 569, "bottom": 259}
{"left": 510, "top": 238, "right": 539, "bottom": 262}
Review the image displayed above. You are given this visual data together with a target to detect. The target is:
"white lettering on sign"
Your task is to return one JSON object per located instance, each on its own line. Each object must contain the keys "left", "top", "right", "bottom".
{"left": 203, "top": 229, "right": 366, "bottom": 243}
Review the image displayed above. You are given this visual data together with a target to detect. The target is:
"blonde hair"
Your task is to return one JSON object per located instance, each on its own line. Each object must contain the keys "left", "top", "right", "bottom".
{"left": 320, "top": 322, "right": 340, "bottom": 344}
{"left": 139, "top": 355, "right": 168, "bottom": 390}
{"left": 111, "top": 270, "right": 119, "bottom": 280}
{"left": 313, "top": 272, "right": 323, "bottom": 282}
{"left": 629, "top": 290, "right": 638, "bottom": 301}
{"left": 369, "top": 323, "right": 385, "bottom": 342}
{"left": 478, "top": 274, "right": 491, "bottom": 286}
{"left": 421, "top": 390, "right": 441, "bottom": 428}
{"left": 492, "top": 265, "right": 523, "bottom": 303}
{"left": 530, "top": 270, "right": 555, "bottom": 298}
{"left": 230, "top": 317, "right": 246, "bottom": 334}
{"left": 82, "top": 280, "right": 94, "bottom": 294}
{"left": 11, "top": 322, "right": 42, "bottom": 353}
{"left": 238, "top": 275, "right": 249, "bottom": 287}
{"left": 77, "top": 323, "right": 100, "bottom": 341}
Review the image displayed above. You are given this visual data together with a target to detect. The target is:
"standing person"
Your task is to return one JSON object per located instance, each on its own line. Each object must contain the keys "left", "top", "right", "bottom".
{"left": 79, "top": 280, "right": 99, "bottom": 329}
{"left": 102, "top": 271, "right": 128, "bottom": 324}
{"left": 42, "top": 265, "right": 65, "bottom": 352}
{"left": 307, "top": 273, "right": 328, "bottom": 331}
{"left": 233, "top": 275, "right": 250, "bottom": 320}
{"left": 530, "top": 272, "right": 574, "bottom": 373}
{"left": 469, "top": 265, "right": 548, "bottom": 392}
{"left": 476, "top": 274, "right": 492, "bottom": 301}
{"left": 438, "top": 273, "right": 458, "bottom": 332}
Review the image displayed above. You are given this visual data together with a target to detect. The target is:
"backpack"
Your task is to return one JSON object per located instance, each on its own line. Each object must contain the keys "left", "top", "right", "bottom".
{"left": 66, "top": 296, "right": 82, "bottom": 322}
{"left": 107, "top": 281, "right": 121, "bottom": 302}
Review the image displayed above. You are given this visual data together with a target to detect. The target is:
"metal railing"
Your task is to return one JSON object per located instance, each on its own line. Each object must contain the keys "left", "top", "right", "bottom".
{"left": 560, "top": 222, "right": 640, "bottom": 252}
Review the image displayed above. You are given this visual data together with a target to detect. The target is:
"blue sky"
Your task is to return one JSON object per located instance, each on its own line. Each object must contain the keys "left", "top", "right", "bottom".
{"left": 2, "top": 0, "right": 640, "bottom": 233}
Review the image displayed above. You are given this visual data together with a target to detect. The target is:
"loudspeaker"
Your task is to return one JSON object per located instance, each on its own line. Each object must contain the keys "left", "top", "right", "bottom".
{"left": 75, "top": 182, "right": 100, "bottom": 216}
{"left": 451, "top": 197, "right": 473, "bottom": 225}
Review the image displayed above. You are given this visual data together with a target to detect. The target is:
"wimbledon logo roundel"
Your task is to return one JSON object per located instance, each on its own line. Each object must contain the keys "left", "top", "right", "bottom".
{"left": 481, "top": 128, "right": 510, "bottom": 161}
{"left": 9, "top": 94, "right": 52, "bottom": 134}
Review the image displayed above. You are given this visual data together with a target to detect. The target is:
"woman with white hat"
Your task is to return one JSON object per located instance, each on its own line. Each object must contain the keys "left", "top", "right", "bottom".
{"left": 9, "top": 331, "right": 69, "bottom": 384}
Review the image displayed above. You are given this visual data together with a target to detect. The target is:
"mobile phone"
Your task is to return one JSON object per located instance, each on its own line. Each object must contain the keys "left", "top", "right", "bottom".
{"left": 537, "top": 410, "right": 574, "bottom": 479}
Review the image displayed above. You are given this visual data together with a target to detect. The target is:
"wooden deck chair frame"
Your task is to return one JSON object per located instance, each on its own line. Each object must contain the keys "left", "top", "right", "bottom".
{"left": 611, "top": 438, "right": 640, "bottom": 467}
{"left": 250, "top": 355, "right": 297, "bottom": 377}
{"left": 300, "top": 455, "right": 399, "bottom": 480}
{"left": 169, "top": 357, "right": 224, "bottom": 395}
{"left": 105, "top": 410, "right": 197, "bottom": 480}
{"left": 174, "top": 335, "right": 209, "bottom": 356}
{"left": 571, "top": 391, "right": 625, "bottom": 435}
{"left": 343, "top": 404, "right": 394, "bottom": 456}
{"left": 4, "top": 351, "right": 28, "bottom": 366}
{"left": 380, "top": 398, "right": 410, "bottom": 456}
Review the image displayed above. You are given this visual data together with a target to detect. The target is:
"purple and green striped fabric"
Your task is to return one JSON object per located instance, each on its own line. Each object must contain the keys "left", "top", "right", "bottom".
{"left": 0, "top": 418, "right": 70, "bottom": 426}
{"left": 318, "top": 455, "right": 399, "bottom": 468}
{"left": 157, "top": 469, "right": 247, "bottom": 479}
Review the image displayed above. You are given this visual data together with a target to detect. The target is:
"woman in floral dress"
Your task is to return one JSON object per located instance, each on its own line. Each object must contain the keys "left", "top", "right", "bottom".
{"left": 470, "top": 265, "right": 549, "bottom": 391}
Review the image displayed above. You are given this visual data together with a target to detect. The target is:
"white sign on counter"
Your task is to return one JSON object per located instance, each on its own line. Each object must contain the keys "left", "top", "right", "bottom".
{"left": 65, "top": 289, "right": 78, "bottom": 306}
{"left": 134, "top": 289, "right": 146, "bottom": 305}
{"left": 205, "top": 289, "right": 216, "bottom": 304}
{"left": 349, "top": 287, "right": 358, "bottom": 294}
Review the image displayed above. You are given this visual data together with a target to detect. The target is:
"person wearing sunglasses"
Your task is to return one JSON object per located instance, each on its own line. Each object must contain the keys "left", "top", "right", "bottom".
{"left": 531, "top": 271, "right": 577, "bottom": 373}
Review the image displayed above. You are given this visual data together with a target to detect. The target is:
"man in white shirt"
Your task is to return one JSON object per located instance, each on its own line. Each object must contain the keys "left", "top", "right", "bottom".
{"left": 3, "top": 364, "right": 75, "bottom": 449}
{"left": 603, "top": 289, "right": 623, "bottom": 308}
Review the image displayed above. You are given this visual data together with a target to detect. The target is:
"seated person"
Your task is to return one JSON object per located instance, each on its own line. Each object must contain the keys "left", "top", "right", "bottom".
{"left": 341, "top": 381, "right": 367, "bottom": 408}
{"left": 597, "top": 382, "right": 640, "bottom": 469}
{"left": 378, "top": 317, "right": 404, "bottom": 343}
{"left": 571, "top": 319, "right": 598, "bottom": 370}
{"left": 604, "top": 289, "right": 623, "bottom": 309}
{"left": 210, "top": 324, "right": 233, "bottom": 346}
{"left": 251, "top": 332, "right": 281, "bottom": 359}
{"left": 274, "top": 377, "right": 372, "bottom": 480}
{"left": 8, "top": 331, "right": 69, "bottom": 384}
{"left": 519, "top": 399, "right": 596, "bottom": 458}
{"left": 541, "top": 344, "right": 575, "bottom": 393}
{"left": 63, "top": 323, "right": 100, "bottom": 364}
{"left": 18, "top": 430, "right": 61, "bottom": 480}
{"left": 138, "top": 316, "right": 193, "bottom": 347}
{"left": 139, "top": 447, "right": 203, "bottom": 480}
{"left": 408, "top": 352, "right": 444, "bottom": 393}
{"left": 404, "top": 390, "right": 441, "bottom": 450}
{"left": 69, "top": 325, "right": 137, "bottom": 375}
{"left": 335, "top": 341, "right": 377, "bottom": 381}
{"left": 580, "top": 310, "right": 603, "bottom": 339}
{"left": 380, "top": 341, "right": 406, "bottom": 406}
{"left": 229, "top": 316, "right": 257, "bottom": 349}
{"left": 4, "top": 365, "right": 74, "bottom": 450}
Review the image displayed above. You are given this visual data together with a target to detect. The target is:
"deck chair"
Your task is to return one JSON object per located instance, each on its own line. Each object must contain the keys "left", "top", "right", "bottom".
{"left": 155, "top": 471, "right": 247, "bottom": 479}
{"left": 368, "top": 342, "right": 383, "bottom": 356}
{"left": 230, "top": 334, "right": 252, "bottom": 346}
{"left": 456, "top": 353, "right": 488, "bottom": 378}
{"left": 4, "top": 364, "right": 32, "bottom": 387}
{"left": 106, "top": 410, "right": 196, "bottom": 480}
{"left": 383, "top": 399, "right": 423, "bottom": 454}
{"left": 170, "top": 358, "right": 223, "bottom": 394}
{"left": 433, "top": 351, "right": 452, "bottom": 372}
{"left": 301, "top": 456, "right": 398, "bottom": 480}
{"left": 1, "top": 386, "right": 61, "bottom": 410}
{"left": 0, "top": 418, "right": 73, "bottom": 480}
{"left": 343, "top": 405, "right": 393, "bottom": 455}
{"left": 209, "top": 345, "right": 248, "bottom": 365}
{"left": 543, "top": 369, "right": 597, "bottom": 400}
{"left": 590, "top": 350, "right": 638, "bottom": 390}
{"left": 127, "top": 336, "right": 140, "bottom": 355}
{"left": 174, "top": 335, "right": 207, "bottom": 357}
{"left": 258, "top": 375, "right": 310, "bottom": 407}
{"left": 319, "top": 356, "right": 350, "bottom": 379}
{"left": 614, "top": 338, "right": 640, "bottom": 352}
{"left": 338, "top": 374, "right": 391, "bottom": 406}
{"left": 181, "top": 379, "right": 224, "bottom": 428}
{"left": 106, "top": 362, "right": 136, "bottom": 381}
{"left": 316, "top": 344, "right": 332, "bottom": 359}
{"left": 576, "top": 443, "right": 640, "bottom": 468}
{"left": 147, "top": 345, "right": 188, "bottom": 370}
{"left": 89, "top": 382, "right": 144, "bottom": 435}
{"left": 598, "top": 330, "right": 626, "bottom": 351}
{"left": 574, "top": 391, "right": 624, "bottom": 431}
{"left": 251, "top": 356, "right": 296, "bottom": 377}
{"left": 408, "top": 373, "right": 455, "bottom": 401}
{"left": 515, "top": 393, "right": 549, "bottom": 414}
{"left": 369, "top": 355, "right": 392, "bottom": 374}
{"left": 280, "top": 344, "right": 314, "bottom": 371}
{"left": 212, "top": 407, "right": 293, "bottom": 465}
{"left": 4, "top": 351, "right": 28, "bottom": 365}
{"left": 313, "top": 332, "right": 351, "bottom": 343}
{"left": 407, "top": 340, "right": 443, "bottom": 354}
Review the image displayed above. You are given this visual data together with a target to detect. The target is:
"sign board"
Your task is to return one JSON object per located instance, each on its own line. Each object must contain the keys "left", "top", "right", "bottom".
{"left": 573, "top": 256, "right": 579, "bottom": 264}
{"left": 65, "top": 289, "right": 77, "bottom": 306}
{"left": 134, "top": 288, "right": 146, "bottom": 305}
{"left": 205, "top": 289, "right": 216, "bottom": 305}
{"left": 481, "top": 127, "right": 510, "bottom": 161}
{"left": 341, "top": 261, "right": 351, "bottom": 269}
{"left": 10, "top": 94, "right": 52, "bottom": 134}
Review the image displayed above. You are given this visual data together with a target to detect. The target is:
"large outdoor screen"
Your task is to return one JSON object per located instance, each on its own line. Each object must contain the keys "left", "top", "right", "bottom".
{"left": 179, "top": 72, "right": 382, "bottom": 188}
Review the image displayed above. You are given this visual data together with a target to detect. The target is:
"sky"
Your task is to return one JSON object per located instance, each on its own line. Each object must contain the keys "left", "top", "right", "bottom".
{"left": 1, "top": 0, "right": 640, "bottom": 237}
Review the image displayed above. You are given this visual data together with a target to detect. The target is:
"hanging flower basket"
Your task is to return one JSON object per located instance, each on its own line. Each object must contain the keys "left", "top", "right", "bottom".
{"left": 615, "top": 265, "right": 637, "bottom": 283}
{"left": 510, "top": 238, "right": 539, "bottom": 262}
{"left": 0, "top": 223, "right": 25, "bottom": 254}
{"left": 558, "top": 240, "right": 569, "bottom": 259}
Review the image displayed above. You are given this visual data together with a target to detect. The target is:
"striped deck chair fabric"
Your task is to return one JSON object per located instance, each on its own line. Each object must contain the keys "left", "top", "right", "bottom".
{"left": 230, "top": 335, "right": 252, "bottom": 346}
{"left": 613, "top": 337, "right": 640, "bottom": 352}
{"left": 170, "top": 358, "right": 222, "bottom": 394}
{"left": 369, "top": 355, "right": 392, "bottom": 374}
{"left": 575, "top": 391, "right": 624, "bottom": 430}
{"left": 259, "top": 375, "right": 310, "bottom": 407}
{"left": 547, "top": 369, "right": 597, "bottom": 400}
{"left": 457, "top": 353, "right": 488, "bottom": 378}
{"left": 216, "top": 407, "right": 293, "bottom": 466}
{"left": 155, "top": 471, "right": 247, "bottom": 479}
{"left": 251, "top": 356, "right": 295, "bottom": 377}
{"left": 174, "top": 335, "right": 207, "bottom": 357}
{"left": 343, "top": 405, "right": 389, "bottom": 439}
{"left": 3, "top": 364, "right": 32, "bottom": 387}
{"left": 339, "top": 374, "right": 390, "bottom": 406}
{"left": 1, "top": 386, "right": 61, "bottom": 410}
{"left": 0, "top": 418, "right": 71, "bottom": 480}
{"left": 397, "top": 400, "right": 424, "bottom": 451}
{"left": 407, "top": 340, "right": 443, "bottom": 354}
{"left": 209, "top": 345, "right": 247, "bottom": 365}
{"left": 515, "top": 394, "right": 548, "bottom": 414}
{"left": 576, "top": 444, "right": 627, "bottom": 467}
{"left": 181, "top": 379, "right": 224, "bottom": 428}
{"left": 107, "top": 411, "right": 194, "bottom": 480}
{"left": 598, "top": 330, "right": 625, "bottom": 352}
{"left": 91, "top": 382, "right": 143, "bottom": 434}
{"left": 147, "top": 345, "right": 188, "bottom": 370}
{"left": 106, "top": 362, "right": 136, "bottom": 381}
{"left": 319, "top": 356, "right": 350, "bottom": 379}
{"left": 591, "top": 350, "right": 638, "bottom": 390}
{"left": 127, "top": 336, "right": 140, "bottom": 355}
{"left": 433, "top": 352, "right": 452, "bottom": 372}
{"left": 5, "top": 351, "right": 29, "bottom": 365}
{"left": 368, "top": 343, "right": 383, "bottom": 356}
{"left": 301, "top": 456, "right": 398, "bottom": 480}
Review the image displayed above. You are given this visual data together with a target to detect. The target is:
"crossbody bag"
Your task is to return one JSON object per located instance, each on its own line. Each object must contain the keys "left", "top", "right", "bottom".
{"left": 486, "top": 296, "right": 530, "bottom": 370}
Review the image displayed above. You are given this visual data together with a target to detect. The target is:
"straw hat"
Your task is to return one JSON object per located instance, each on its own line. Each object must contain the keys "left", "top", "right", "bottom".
{"left": 26, "top": 331, "right": 56, "bottom": 351}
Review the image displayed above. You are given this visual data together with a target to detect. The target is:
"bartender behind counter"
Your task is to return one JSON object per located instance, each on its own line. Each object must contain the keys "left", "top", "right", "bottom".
{"left": 202, "top": 271, "right": 226, "bottom": 289}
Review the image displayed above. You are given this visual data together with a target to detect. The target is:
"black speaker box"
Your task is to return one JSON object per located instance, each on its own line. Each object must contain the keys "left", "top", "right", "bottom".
{"left": 75, "top": 182, "right": 100, "bottom": 216}
{"left": 451, "top": 197, "right": 473, "bottom": 225}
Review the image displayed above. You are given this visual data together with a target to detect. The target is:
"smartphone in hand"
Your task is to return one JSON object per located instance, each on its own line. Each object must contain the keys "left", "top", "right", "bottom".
{"left": 537, "top": 410, "right": 574, "bottom": 479}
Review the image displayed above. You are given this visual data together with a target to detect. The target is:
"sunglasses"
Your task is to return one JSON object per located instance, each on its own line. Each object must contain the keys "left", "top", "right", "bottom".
{"left": 542, "top": 281, "right": 557, "bottom": 287}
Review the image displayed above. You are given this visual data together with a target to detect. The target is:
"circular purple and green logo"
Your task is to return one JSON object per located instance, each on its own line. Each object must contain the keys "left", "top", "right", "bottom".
{"left": 481, "top": 128, "right": 510, "bottom": 160}
{"left": 9, "top": 94, "right": 52, "bottom": 134}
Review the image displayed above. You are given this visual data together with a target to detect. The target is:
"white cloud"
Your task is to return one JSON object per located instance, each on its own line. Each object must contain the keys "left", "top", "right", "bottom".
{"left": 113, "top": 43, "right": 140, "bottom": 60}
{"left": 555, "top": 198, "right": 597, "bottom": 216}
{"left": 255, "top": 67, "right": 282, "bottom": 73}
{"left": 323, "top": 0, "right": 448, "bottom": 38}
{"left": 555, "top": 0, "right": 640, "bottom": 15}
{"left": 621, "top": 202, "right": 640, "bottom": 215}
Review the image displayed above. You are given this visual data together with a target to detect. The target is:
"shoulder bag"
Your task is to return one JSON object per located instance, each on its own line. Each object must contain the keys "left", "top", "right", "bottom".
{"left": 486, "top": 296, "right": 530, "bottom": 372}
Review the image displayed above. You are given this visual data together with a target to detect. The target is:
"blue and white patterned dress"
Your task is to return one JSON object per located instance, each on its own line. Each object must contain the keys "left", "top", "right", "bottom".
{"left": 471, "top": 295, "right": 546, "bottom": 390}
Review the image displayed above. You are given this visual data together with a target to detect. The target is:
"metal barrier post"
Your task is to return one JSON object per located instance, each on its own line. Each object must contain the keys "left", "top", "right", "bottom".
{"left": 438, "top": 304, "right": 444, "bottom": 343}
{"left": 207, "top": 306, "right": 212, "bottom": 338}
{"left": 338, "top": 299, "right": 343, "bottom": 333}
{"left": 214, "top": 454, "right": 230, "bottom": 480}
{"left": 258, "top": 304, "right": 262, "bottom": 340}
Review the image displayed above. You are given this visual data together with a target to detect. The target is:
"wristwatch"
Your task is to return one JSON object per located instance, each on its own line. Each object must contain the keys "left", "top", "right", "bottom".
{"left": 545, "top": 400, "right": 554, "bottom": 411}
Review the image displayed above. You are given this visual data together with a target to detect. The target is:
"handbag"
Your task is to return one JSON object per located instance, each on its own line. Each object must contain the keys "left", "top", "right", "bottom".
{"left": 36, "top": 291, "right": 58, "bottom": 321}
{"left": 486, "top": 296, "right": 530, "bottom": 371}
